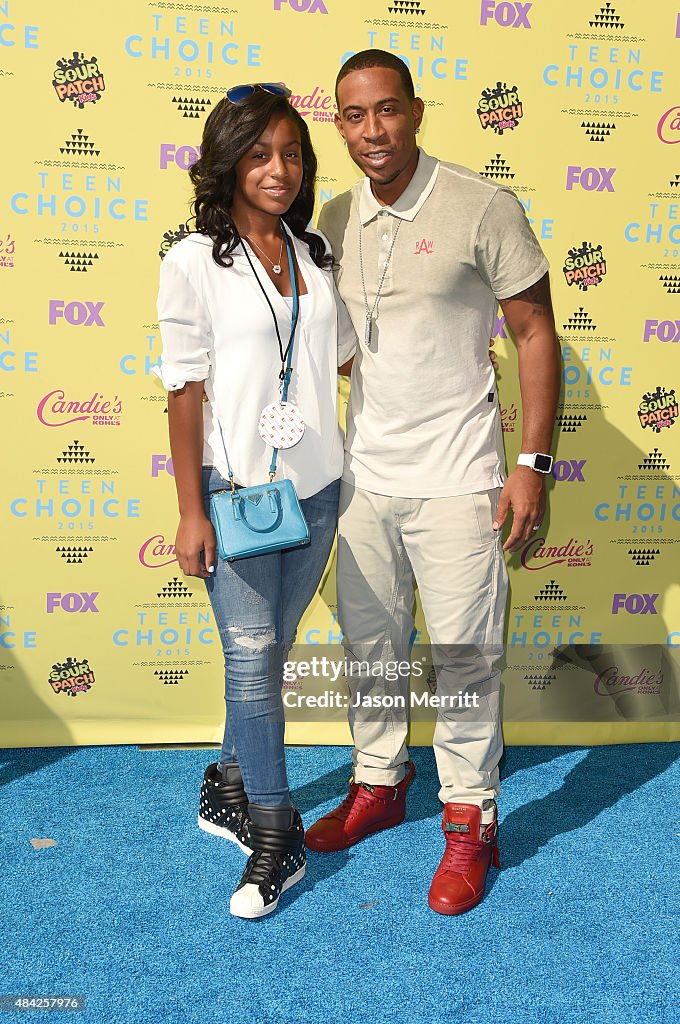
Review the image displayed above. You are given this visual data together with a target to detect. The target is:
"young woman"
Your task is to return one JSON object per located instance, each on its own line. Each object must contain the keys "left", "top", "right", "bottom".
{"left": 154, "top": 84, "right": 356, "bottom": 919}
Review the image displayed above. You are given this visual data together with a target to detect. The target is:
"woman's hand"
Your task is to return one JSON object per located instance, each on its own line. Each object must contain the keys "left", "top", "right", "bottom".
{"left": 175, "top": 513, "right": 217, "bottom": 578}
{"left": 489, "top": 337, "right": 499, "bottom": 373}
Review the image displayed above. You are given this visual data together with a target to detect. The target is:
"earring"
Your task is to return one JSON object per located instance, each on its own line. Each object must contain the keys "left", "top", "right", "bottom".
{"left": 415, "top": 128, "right": 421, "bottom": 135}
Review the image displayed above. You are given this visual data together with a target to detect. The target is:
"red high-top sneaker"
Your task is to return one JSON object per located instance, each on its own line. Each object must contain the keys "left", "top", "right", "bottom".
{"left": 305, "top": 761, "right": 415, "bottom": 853}
{"left": 427, "top": 801, "right": 500, "bottom": 915}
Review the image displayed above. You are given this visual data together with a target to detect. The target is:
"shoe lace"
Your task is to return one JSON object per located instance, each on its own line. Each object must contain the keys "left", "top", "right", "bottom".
{"left": 332, "top": 782, "right": 380, "bottom": 823}
{"left": 440, "top": 835, "right": 486, "bottom": 873}
{"left": 241, "top": 849, "right": 284, "bottom": 888}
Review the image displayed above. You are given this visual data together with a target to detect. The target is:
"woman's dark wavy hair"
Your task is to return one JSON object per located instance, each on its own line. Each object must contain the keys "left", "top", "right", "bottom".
{"left": 188, "top": 90, "right": 330, "bottom": 270}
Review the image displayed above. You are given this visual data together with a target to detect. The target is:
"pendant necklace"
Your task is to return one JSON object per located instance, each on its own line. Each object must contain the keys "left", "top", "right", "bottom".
{"left": 245, "top": 230, "right": 285, "bottom": 275}
{"left": 359, "top": 217, "right": 401, "bottom": 349}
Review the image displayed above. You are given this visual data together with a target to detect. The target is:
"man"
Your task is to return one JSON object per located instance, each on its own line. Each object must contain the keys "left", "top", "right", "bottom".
{"left": 305, "top": 50, "right": 561, "bottom": 915}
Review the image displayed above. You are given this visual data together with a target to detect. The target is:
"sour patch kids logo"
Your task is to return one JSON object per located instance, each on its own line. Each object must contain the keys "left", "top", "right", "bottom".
{"left": 52, "top": 52, "right": 105, "bottom": 108}
{"left": 563, "top": 241, "right": 606, "bottom": 291}
{"left": 477, "top": 82, "right": 523, "bottom": 134}
{"left": 637, "top": 387, "right": 678, "bottom": 433}
{"left": 48, "top": 657, "right": 95, "bottom": 696}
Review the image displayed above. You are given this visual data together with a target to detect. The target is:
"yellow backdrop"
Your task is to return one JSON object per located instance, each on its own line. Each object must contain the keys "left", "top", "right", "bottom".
{"left": 1, "top": 0, "right": 679, "bottom": 747}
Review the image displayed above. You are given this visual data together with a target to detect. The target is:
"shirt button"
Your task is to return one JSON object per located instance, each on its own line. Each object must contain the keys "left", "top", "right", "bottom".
{"left": 381, "top": 233, "right": 388, "bottom": 241}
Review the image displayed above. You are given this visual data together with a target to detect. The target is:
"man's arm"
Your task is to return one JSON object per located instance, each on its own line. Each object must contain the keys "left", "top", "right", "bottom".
{"left": 492, "top": 271, "right": 561, "bottom": 552}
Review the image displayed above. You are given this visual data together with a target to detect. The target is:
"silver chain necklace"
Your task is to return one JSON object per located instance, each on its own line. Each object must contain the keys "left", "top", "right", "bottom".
{"left": 245, "top": 229, "right": 285, "bottom": 275}
{"left": 359, "top": 217, "right": 402, "bottom": 349}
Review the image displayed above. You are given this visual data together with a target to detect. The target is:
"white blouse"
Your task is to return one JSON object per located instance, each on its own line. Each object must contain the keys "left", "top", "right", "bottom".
{"left": 154, "top": 226, "right": 357, "bottom": 499}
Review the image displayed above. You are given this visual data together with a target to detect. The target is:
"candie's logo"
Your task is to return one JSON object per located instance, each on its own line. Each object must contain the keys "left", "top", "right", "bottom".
{"left": 520, "top": 536, "right": 593, "bottom": 570}
{"left": 563, "top": 241, "right": 606, "bottom": 291}
{"left": 0, "top": 234, "right": 16, "bottom": 269}
{"left": 477, "top": 82, "right": 523, "bottom": 134}
{"left": 594, "top": 666, "right": 662, "bottom": 698}
{"left": 139, "top": 534, "right": 178, "bottom": 568}
{"left": 48, "top": 657, "right": 95, "bottom": 696}
{"left": 657, "top": 106, "right": 680, "bottom": 145}
{"left": 637, "top": 387, "right": 678, "bottom": 433}
{"left": 52, "top": 52, "right": 105, "bottom": 108}
{"left": 289, "top": 87, "right": 335, "bottom": 123}
{"left": 500, "top": 403, "right": 517, "bottom": 433}
{"left": 37, "top": 390, "right": 122, "bottom": 427}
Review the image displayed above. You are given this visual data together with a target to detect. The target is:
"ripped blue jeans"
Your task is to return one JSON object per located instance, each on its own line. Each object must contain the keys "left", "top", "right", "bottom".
{"left": 202, "top": 467, "right": 340, "bottom": 807}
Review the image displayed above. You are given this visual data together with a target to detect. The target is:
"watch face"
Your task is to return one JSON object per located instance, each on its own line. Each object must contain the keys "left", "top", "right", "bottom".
{"left": 534, "top": 454, "right": 553, "bottom": 473}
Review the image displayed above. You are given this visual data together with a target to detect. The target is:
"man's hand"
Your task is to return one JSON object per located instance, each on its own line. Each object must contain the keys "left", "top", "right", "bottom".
{"left": 492, "top": 466, "right": 546, "bottom": 553}
{"left": 175, "top": 512, "right": 217, "bottom": 578}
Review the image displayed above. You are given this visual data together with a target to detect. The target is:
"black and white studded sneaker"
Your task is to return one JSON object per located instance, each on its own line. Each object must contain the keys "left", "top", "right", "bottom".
{"left": 197, "top": 762, "right": 252, "bottom": 854}
{"left": 230, "top": 809, "right": 306, "bottom": 919}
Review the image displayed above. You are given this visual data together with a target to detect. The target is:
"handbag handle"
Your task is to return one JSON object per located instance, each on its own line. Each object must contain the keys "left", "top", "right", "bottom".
{"left": 232, "top": 488, "right": 283, "bottom": 534}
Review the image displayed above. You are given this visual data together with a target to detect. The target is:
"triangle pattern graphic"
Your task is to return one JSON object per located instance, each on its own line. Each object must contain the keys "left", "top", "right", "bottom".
{"left": 534, "top": 580, "right": 568, "bottom": 602}
{"left": 589, "top": 2, "right": 624, "bottom": 28}
{"left": 388, "top": 1, "right": 426, "bottom": 13}
{"left": 563, "top": 307, "right": 596, "bottom": 332}
{"left": 57, "top": 251, "right": 99, "bottom": 272}
{"left": 55, "top": 546, "right": 94, "bottom": 563}
{"left": 155, "top": 669, "right": 190, "bottom": 685}
{"left": 581, "top": 122, "right": 616, "bottom": 142}
{"left": 627, "top": 548, "right": 660, "bottom": 566}
{"left": 480, "top": 154, "right": 515, "bottom": 181}
{"left": 172, "top": 95, "right": 212, "bottom": 120}
{"left": 557, "top": 414, "right": 587, "bottom": 433}
{"left": 157, "top": 577, "right": 192, "bottom": 599}
{"left": 57, "top": 440, "right": 95, "bottom": 464}
{"left": 659, "top": 275, "right": 680, "bottom": 294}
{"left": 524, "top": 673, "right": 556, "bottom": 691}
{"left": 60, "top": 128, "right": 101, "bottom": 157}
{"left": 638, "top": 449, "right": 670, "bottom": 471}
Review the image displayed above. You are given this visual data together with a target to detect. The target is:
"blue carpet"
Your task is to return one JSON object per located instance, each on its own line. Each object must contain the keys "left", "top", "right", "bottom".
{"left": 0, "top": 743, "right": 678, "bottom": 1024}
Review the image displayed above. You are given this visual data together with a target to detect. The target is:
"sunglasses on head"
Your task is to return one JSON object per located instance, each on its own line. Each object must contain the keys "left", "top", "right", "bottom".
{"left": 226, "top": 83, "right": 292, "bottom": 104}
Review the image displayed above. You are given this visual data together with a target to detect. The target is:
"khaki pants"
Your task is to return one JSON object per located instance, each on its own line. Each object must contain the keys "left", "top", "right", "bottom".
{"left": 337, "top": 481, "right": 507, "bottom": 806}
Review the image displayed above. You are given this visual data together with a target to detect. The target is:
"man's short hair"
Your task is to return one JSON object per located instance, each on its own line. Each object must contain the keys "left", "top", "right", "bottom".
{"left": 335, "top": 49, "right": 416, "bottom": 104}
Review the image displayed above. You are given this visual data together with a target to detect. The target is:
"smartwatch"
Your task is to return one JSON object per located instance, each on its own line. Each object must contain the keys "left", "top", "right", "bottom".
{"left": 517, "top": 452, "right": 553, "bottom": 474}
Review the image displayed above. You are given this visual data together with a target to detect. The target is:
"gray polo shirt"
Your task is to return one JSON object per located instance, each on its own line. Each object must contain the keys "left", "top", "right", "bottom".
{"left": 318, "top": 149, "right": 549, "bottom": 498}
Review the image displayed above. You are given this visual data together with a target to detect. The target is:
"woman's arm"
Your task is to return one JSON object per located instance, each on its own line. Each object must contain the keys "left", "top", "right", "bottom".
{"left": 168, "top": 381, "right": 216, "bottom": 578}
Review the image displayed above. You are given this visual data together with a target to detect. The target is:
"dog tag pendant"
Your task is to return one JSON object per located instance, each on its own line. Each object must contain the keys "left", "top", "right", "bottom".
{"left": 364, "top": 315, "right": 373, "bottom": 349}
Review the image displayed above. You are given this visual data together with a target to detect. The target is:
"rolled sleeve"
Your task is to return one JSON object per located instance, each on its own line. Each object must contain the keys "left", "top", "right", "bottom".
{"left": 475, "top": 189, "right": 549, "bottom": 301}
{"left": 155, "top": 256, "right": 213, "bottom": 391}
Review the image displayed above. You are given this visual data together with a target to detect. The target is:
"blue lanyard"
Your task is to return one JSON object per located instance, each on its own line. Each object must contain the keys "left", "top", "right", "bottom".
{"left": 239, "top": 225, "right": 300, "bottom": 479}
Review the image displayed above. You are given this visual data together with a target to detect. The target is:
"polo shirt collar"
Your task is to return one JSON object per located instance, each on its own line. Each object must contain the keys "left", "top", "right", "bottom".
{"left": 358, "top": 148, "right": 439, "bottom": 225}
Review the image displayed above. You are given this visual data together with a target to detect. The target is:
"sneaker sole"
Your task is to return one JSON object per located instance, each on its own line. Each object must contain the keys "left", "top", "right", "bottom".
{"left": 230, "top": 864, "right": 306, "bottom": 920}
{"left": 197, "top": 814, "right": 252, "bottom": 854}
{"left": 304, "top": 813, "right": 405, "bottom": 853}
{"left": 427, "top": 890, "right": 485, "bottom": 916}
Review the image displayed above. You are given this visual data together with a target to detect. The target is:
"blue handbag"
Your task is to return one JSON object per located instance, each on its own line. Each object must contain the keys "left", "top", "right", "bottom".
{"left": 209, "top": 229, "right": 310, "bottom": 563}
